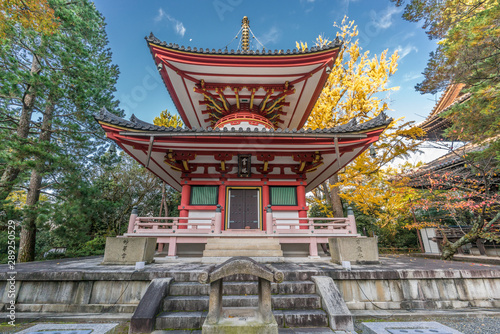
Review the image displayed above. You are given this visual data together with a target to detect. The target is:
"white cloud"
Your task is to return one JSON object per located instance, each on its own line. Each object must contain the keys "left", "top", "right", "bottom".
{"left": 154, "top": 8, "right": 186, "bottom": 38}
{"left": 154, "top": 8, "right": 165, "bottom": 22}
{"left": 370, "top": 6, "right": 403, "bottom": 30}
{"left": 403, "top": 71, "right": 423, "bottom": 82}
{"left": 173, "top": 21, "right": 186, "bottom": 37}
{"left": 395, "top": 44, "right": 418, "bottom": 60}
{"left": 403, "top": 32, "right": 415, "bottom": 41}
{"left": 257, "top": 27, "right": 280, "bottom": 46}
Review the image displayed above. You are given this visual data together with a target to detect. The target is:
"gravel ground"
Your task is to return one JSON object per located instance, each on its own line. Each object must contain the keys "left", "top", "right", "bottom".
{"left": 353, "top": 316, "right": 500, "bottom": 333}
{"left": 440, "top": 317, "right": 500, "bottom": 334}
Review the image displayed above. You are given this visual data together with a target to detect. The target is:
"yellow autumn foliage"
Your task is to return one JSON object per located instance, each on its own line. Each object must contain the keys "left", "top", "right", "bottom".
{"left": 153, "top": 109, "right": 184, "bottom": 128}
{"left": 305, "top": 17, "right": 423, "bottom": 233}
{"left": 7, "top": 190, "right": 49, "bottom": 210}
{"left": 0, "top": 0, "right": 59, "bottom": 38}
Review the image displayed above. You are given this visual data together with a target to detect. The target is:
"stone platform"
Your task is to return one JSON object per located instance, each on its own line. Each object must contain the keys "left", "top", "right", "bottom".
{"left": 1, "top": 255, "right": 500, "bottom": 332}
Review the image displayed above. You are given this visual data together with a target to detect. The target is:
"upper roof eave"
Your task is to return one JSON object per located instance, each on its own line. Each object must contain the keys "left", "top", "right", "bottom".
{"left": 94, "top": 108, "right": 392, "bottom": 138}
{"left": 145, "top": 32, "right": 343, "bottom": 59}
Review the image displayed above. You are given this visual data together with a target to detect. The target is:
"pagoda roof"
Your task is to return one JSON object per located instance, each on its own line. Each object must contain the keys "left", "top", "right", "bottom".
{"left": 96, "top": 108, "right": 392, "bottom": 192}
{"left": 414, "top": 84, "right": 470, "bottom": 141}
{"left": 402, "top": 137, "right": 499, "bottom": 189}
{"left": 146, "top": 33, "right": 341, "bottom": 131}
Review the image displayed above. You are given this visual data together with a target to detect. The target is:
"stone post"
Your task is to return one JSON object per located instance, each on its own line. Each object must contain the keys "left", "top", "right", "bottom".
{"left": 266, "top": 205, "right": 273, "bottom": 234}
{"left": 206, "top": 279, "right": 223, "bottom": 325}
{"left": 347, "top": 206, "right": 357, "bottom": 235}
{"left": 199, "top": 257, "right": 281, "bottom": 333}
{"left": 214, "top": 204, "right": 222, "bottom": 234}
{"left": 127, "top": 206, "right": 138, "bottom": 234}
{"left": 258, "top": 278, "right": 273, "bottom": 323}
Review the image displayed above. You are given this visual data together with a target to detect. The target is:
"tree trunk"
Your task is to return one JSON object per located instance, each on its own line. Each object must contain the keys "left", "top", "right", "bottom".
{"left": 441, "top": 235, "right": 476, "bottom": 260}
{"left": 329, "top": 174, "right": 344, "bottom": 217}
{"left": 17, "top": 99, "right": 54, "bottom": 262}
{"left": 159, "top": 182, "right": 168, "bottom": 217}
{"left": 0, "top": 57, "right": 40, "bottom": 201}
{"left": 441, "top": 211, "right": 500, "bottom": 260}
{"left": 17, "top": 169, "right": 42, "bottom": 262}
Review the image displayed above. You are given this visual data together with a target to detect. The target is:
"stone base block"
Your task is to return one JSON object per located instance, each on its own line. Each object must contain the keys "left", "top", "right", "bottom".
{"left": 202, "top": 317, "right": 278, "bottom": 334}
{"left": 102, "top": 237, "right": 157, "bottom": 265}
{"left": 202, "top": 238, "right": 283, "bottom": 258}
{"left": 328, "top": 237, "right": 379, "bottom": 264}
{"left": 201, "top": 256, "right": 284, "bottom": 264}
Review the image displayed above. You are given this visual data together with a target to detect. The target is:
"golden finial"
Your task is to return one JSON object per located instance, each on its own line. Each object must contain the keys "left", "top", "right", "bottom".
{"left": 241, "top": 16, "right": 250, "bottom": 51}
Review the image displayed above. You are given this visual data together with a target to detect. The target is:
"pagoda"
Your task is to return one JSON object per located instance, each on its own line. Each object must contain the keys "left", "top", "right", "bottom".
{"left": 95, "top": 17, "right": 392, "bottom": 258}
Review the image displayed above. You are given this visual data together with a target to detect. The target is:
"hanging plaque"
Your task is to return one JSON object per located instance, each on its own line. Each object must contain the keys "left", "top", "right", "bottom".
{"left": 238, "top": 154, "right": 252, "bottom": 177}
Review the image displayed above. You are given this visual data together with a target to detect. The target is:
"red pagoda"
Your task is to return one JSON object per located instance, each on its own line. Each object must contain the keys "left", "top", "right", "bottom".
{"left": 96, "top": 17, "right": 392, "bottom": 258}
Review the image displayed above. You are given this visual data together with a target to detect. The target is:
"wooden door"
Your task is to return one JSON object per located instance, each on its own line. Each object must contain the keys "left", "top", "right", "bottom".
{"left": 228, "top": 189, "right": 259, "bottom": 229}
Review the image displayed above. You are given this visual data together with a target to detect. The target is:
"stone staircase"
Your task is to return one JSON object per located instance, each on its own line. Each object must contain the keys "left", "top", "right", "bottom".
{"left": 202, "top": 237, "right": 284, "bottom": 262}
{"left": 155, "top": 274, "right": 329, "bottom": 330}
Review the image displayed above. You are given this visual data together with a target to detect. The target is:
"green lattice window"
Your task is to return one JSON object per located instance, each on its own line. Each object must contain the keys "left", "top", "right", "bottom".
{"left": 190, "top": 186, "right": 218, "bottom": 205}
{"left": 270, "top": 186, "right": 297, "bottom": 206}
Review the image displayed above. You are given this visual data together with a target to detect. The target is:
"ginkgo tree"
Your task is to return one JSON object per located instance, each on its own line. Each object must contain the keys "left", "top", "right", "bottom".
{"left": 303, "top": 17, "right": 423, "bottom": 237}
{"left": 0, "top": 0, "right": 59, "bottom": 38}
{"left": 153, "top": 109, "right": 184, "bottom": 128}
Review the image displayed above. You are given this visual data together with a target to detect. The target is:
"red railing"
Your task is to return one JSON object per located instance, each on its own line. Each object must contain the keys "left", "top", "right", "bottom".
{"left": 133, "top": 217, "right": 216, "bottom": 234}
{"left": 125, "top": 208, "right": 358, "bottom": 257}
{"left": 271, "top": 217, "right": 353, "bottom": 235}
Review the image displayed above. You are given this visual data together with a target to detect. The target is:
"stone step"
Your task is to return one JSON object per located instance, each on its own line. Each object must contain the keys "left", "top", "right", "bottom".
{"left": 169, "top": 280, "right": 316, "bottom": 296}
{"left": 155, "top": 309, "right": 329, "bottom": 330}
{"left": 205, "top": 238, "right": 280, "bottom": 245}
{"left": 163, "top": 294, "right": 322, "bottom": 312}
{"left": 276, "top": 309, "right": 329, "bottom": 328}
{"left": 156, "top": 270, "right": 325, "bottom": 282}
{"left": 155, "top": 311, "right": 206, "bottom": 330}
{"left": 204, "top": 243, "right": 282, "bottom": 250}
{"left": 202, "top": 249, "right": 283, "bottom": 257}
{"left": 202, "top": 237, "right": 284, "bottom": 257}
{"left": 152, "top": 329, "right": 337, "bottom": 334}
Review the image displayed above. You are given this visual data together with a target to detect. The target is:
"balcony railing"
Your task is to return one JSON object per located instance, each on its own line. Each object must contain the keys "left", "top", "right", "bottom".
{"left": 133, "top": 217, "right": 216, "bottom": 234}
{"left": 124, "top": 206, "right": 358, "bottom": 258}
{"left": 127, "top": 206, "right": 357, "bottom": 236}
{"left": 271, "top": 217, "right": 353, "bottom": 235}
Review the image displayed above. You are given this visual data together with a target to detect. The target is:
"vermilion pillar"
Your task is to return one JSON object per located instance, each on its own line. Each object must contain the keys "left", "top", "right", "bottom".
{"left": 179, "top": 183, "right": 190, "bottom": 229}
{"left": 218, "top": 183, "right": 226, "bottom": 230}
{"left": 262, "top": 181, "right": 269, "bottom": 231}
{"left": 297, "top": 183, "right": 308, "bottom": 230}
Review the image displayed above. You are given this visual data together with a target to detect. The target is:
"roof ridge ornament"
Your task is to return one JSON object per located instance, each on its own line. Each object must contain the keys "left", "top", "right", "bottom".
{"left": 241, "top": 16, "right": 250, "bottom": 51}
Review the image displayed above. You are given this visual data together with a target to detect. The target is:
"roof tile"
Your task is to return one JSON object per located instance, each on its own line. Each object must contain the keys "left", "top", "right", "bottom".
{"left": 145, "top": 32, "right": 342, "bottom": 56}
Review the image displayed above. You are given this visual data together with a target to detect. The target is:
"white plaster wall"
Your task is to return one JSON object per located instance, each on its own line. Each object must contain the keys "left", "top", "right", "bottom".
{"left": 188, "top": 210, "right": 216, "bottom": 229}
{"left": 273, "top": 210, "right": 299, "bottom": 230}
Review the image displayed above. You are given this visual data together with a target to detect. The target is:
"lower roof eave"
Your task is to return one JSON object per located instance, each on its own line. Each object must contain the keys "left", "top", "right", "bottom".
{"left": 117, "top": 130, "right": 369, "bottom": 139}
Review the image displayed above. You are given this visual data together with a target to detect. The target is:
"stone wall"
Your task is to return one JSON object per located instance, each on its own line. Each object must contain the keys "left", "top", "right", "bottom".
{"left": 330, "top": 269, "right": 500, "bottom": 310}
{"left": 1, "top": 269, "right": 499, "bottom": 313}
{"left": 0, "top": 279, "right": 150, "bottom": 313}
{"left": 335, "top": 277, "right": 500, "bottom": 310}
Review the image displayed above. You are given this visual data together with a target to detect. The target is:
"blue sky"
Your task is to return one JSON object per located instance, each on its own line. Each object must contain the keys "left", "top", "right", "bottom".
{"left": 93, "top": 0, "right": 438, "bottom": 127}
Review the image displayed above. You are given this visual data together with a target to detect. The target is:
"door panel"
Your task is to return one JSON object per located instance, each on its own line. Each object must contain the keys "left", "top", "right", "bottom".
{"left": 245, "top": 190, "right": 259, "bottom": 229}
{"left": 229, "top": 189, "right": 246, "bottom": 229}
{"left": 228, "top": 189, "right": 259, "bottom": 229}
